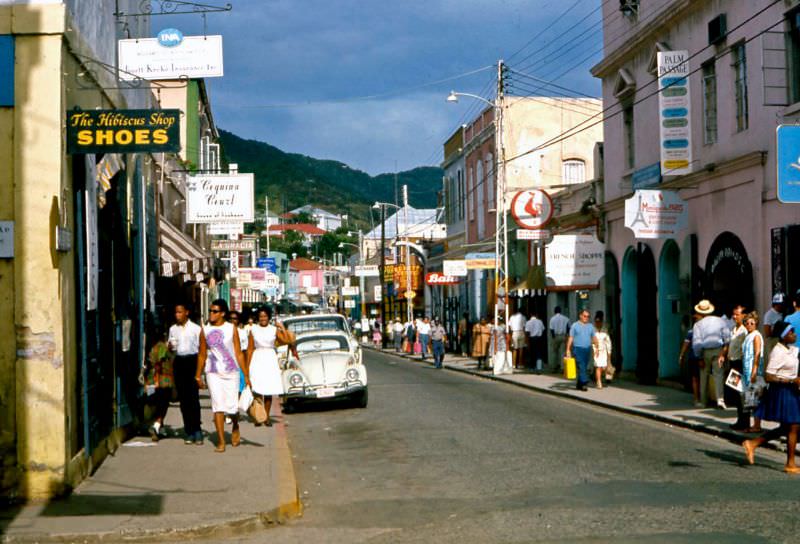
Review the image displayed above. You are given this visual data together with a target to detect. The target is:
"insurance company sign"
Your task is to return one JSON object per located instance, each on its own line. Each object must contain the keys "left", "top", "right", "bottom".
{"left": 657, "top": 50, "right": 692, "bottom": 176}
{"left": 624, "top": 190, "right": 688, "bottom": 239}
{"left": 66, "top": 109, "right": 180, "bottom": 154}
{"left": 545, "top": 235, "right": 605, "bottom": 287}
{"left": 186, "top": 174, "right": 254, "bottom": 224}
{"left": 118, "top": 33, "right": 223, "bottom": 80}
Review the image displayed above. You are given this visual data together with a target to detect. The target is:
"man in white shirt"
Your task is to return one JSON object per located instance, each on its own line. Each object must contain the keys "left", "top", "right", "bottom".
{"left": 392, "top": 319, "right": 404, "bottom": 352}
{"left": 525, "top": 312, "right": 545, "bottom": 372}
{"left": 764, "top": 293, "right": 785, "bottom": 362}
{"left": 549, "top": 306, "right": 570, "bottom": 373}
{"left": 417, "top": 317, "right": 432, "bottom": 359}
{"left": 509, "top": 309, "right": 527, "bottom": 369}
{"left": 168, "top": 303, "right": 203, "bottom": 445}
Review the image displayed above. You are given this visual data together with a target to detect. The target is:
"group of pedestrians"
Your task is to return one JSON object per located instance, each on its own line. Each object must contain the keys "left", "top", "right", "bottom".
{"left": 140, "top": 300, "right": 294, "bottom": 453}
{"left": 388, "top": 315, "right": 448, "bottom": 368}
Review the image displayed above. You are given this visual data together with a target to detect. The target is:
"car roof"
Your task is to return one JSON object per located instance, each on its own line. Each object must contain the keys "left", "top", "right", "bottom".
{"left": 282, "top": 313, "right": 346, "bottom": 323}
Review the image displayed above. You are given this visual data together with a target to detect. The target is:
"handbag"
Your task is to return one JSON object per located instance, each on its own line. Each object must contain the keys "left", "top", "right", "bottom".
{"left": 275, "top": 325, "right": 296, "bottom": 347}
{"left": 238, "top": 386, "right": 254, "bottom": 415}
{"left": 403, "top": 339, "right": 411, "bottom": 353}
{"left": 248, "top": 395, "right": 268, "bottom": 424}
{"left": 413, "top": 340, "right": 422, "bottom": 354}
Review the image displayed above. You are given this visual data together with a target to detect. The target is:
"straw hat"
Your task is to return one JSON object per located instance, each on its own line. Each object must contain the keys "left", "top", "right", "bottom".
{"left": 694, "top": 299, "right": 715, "bottom": 315}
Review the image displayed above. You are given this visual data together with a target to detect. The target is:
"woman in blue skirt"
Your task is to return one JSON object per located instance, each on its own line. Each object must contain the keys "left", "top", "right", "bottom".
{"left": 742, "top": 321, "right": 800, "bottom": 473}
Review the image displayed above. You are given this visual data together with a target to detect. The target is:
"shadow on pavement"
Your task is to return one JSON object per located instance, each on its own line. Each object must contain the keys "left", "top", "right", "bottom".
{"left": 39, "top": 494, "right": 164, "bottom": 516}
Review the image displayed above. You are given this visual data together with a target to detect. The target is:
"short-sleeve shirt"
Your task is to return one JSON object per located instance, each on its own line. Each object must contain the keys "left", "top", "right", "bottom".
{"left": 765, "top": 343, "right": 800, "bottom": 379}
{"left": 763, "top": 308, "right": 783, "bottom": 328}
{"left": 525, "top": 317, "right": 545, "bottom": 337}
{"left": 785, "top": 311, "right": 800, "bottom": 347}
{"left": 569, "top": 321, "right": 595, "bottom": 349}
{"left": 549, "top": 314, "right": 570, "bottom": 335}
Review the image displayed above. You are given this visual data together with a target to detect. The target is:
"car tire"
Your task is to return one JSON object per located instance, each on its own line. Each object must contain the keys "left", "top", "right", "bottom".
{"left": 353, "top": 388, "right": 368, "bottom": 409}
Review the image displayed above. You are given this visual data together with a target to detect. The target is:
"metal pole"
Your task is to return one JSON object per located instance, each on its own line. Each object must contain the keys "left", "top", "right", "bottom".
{"left": 403, "top": 185, "right": 413, "bottom": 324}
{"left": 493, "top": 59, "right": 508, "bottom": 332}
{"left": 265, "top": 195, "right": 270, "bottom": 256}
{"left": 359, "top": 230, "right": 366, "bottom": 320}
{"left": 380, "top": 204, "right": 387, "bottom": 348}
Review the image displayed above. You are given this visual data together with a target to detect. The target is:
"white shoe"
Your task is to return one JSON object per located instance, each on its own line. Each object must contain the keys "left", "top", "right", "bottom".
{"left": 225, "top": 416, "right": 232, "bottom": 425}
{"left": 717, "top": 400, "right": 727, "bottom": 410}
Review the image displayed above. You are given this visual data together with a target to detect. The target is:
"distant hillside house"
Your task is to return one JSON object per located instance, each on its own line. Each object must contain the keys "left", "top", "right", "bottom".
{"left": 363, "top": 206, "right": 446, "bottom": 260}
{"left": 288, "top": 205, "right": 343, "bottom": 232}
{"left": 267, "top": 223, "right": 326, "bottom": 246}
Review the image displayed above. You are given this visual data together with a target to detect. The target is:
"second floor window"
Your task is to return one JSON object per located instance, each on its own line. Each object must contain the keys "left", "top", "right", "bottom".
{"left": 702, "top": 61, "right": 718, "bottom": 144}
{"left": 623, "top": 103, "right": 635, "bottom": 170}
{"left": 732, "top": 42, "right": 748, "bottom": 132}
{"left": 562, "top": 159, "right": 586, "bottom": 184}
{"left": 789, "top": 8, "right": 800, "bottom": 104}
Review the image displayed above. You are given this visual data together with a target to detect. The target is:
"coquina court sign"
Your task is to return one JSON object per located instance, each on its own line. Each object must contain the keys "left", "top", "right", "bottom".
{"left": 66, "top": 109, "right": 180, "bottom": 154}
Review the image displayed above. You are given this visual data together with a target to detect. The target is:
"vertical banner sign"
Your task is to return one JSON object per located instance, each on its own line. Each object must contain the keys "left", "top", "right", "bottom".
{"left": 85, "top": 155, "right": 99, "bottom": 310}
{"left": 658, "top": 51, "right": 692, "bottom": 176}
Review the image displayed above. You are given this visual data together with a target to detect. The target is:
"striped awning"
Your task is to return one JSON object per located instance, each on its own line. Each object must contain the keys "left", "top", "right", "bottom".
{"left": 159, "top": 219, "right": 212, "bottom": 278}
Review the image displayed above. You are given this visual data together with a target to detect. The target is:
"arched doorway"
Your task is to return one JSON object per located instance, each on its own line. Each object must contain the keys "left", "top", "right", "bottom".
{"left": 704, "top": 232, "right": 754, "bottom": 316}
{"left": 637, "top": 244, "right": 658, "bottom": 384}
{"left": 658, "top": 241, "right": 681, "bottom": 378}
{"left": 621, "top": 247, "right": 638, "bottom": 372}
{"left": 604, "top": 252, "right": 621, "bottom": 373}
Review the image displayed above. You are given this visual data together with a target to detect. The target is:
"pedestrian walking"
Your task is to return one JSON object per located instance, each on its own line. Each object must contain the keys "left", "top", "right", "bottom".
{"left": 549, "top": 306, "right": 570, "bottom": 373}
{"left": 566, "top": 309, "right": 598, "bottom": 391}
{"left": 196, "top": 299, "right": 247, "bottom": 453}
{"left": 489, "top": 316, "right": 512, "bottom": 375}
{"left": 691, "top": 300, "right": 731, "bottom": 409}
{"left": 457, "top": 312, "right": 470, "bottom": 357}
{"left": 679, "top": 313, "right": 703, "bottom": 407}
{"left": 229, "top": 311, "right": 249, "bottom": 396}
{"left": 417, "top": 317, "right": 432, "bottom": 360}
{"left": 392, "top": 319, "right": 404, "bottom": 352}
{"left": 525, "top": 312, "right": 545, "bottom": 372}
{"left": 509, "top": 308, "right": 527, "bottom": 369}
{"left": 168, "top": 303, "right": 203, "bottom": 445}
{"left": 740, "top": 311, "right": 765, "bottom": 433}
{"left": 742, "top": 321, "right": 800, "bottom": 473}
{"left": 142, "top": 325, "right": 175, "bottom": 442}
{"left": 592, "top": 311, "right": 612, "bottom": 389}
{"left": 726, "top": 305, "right": 748, "bottom": 429}
{"left": 430, "top": 319, "right": 447, "bottom": 369}
{"left": 403, "top": 319, "right": 415, "bottom": 353}
{"left": 247, "top": 307, "right": 296, "bottom": 427}
{"left": 372, "top": 319, "right": 382, "bottom": 348}
{"left": 763, "top": 293, "right": 785, "bottom": 363}
{"left": 472, "top": 317, "right": 491, "bottom": 370}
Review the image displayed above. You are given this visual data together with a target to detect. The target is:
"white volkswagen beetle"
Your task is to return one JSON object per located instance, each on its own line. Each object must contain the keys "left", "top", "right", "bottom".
{"left": 278, "top": 315, "right": 367, "bottom": 410}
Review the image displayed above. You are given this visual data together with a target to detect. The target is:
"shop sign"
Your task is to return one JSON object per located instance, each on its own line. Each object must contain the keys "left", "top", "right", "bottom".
{"left": 632, "top": 163, "right": 661, "bottom": 190}
{"left": 383, "top": 264, "right": 395, "bottom": 282}
{"left": 443, "top": 259, "right": 468, "bottom": 276}
{"left": 516, "top": 228, "right": 551, "bottom": 241}
{"left": 257, "top": 257, "right": 277, "bottom": 273}
{"left": 118, "top": 33, "right": 223, "bottom": 80}
{"left": 658, "top": 51, "right": 692, "bottom": 176}
{"left": 230, "top": 288, "right": 242, "bottom": 312}
{"left": 355, "top": 265, "right": 379, "bottom": 277}
{"left": 0, "top": 221, "right": 13, "bottom": 258}
{"left": 624, "top": 189, "right": 688, "bottom": 239}
{"left": 545, "top": 234, "right": 605, "bottom": 287}
{"left": 776, "top": 125, "right": 800, "bottom": 203}
{"left": 465, "top": 252, "right": 496, "bottom": 270}
{"left": 374, "top": 285, "right": 382, "bottom": 301}
{"left": 425, "top": 272, "right": 460, "bottom": 285}
{"left": 208, "top": 222, "right": 244, "bottom": 235}
{"left": 341, "top": 286, "right": 360, "bottom": 296}
{"left": 210, "top": 239, "right": 256, "bottom": 252}
{"left": 344, "top": 300, "right": 356, "bottom": 308}
{"left": 186, "top": 174, "right": 254, "bottom": 224}
{"left": 510, "top": 189, "right": 553, "bottom": 229}
{"left": 238, "top": 267, "right": 265, "bottom": 289}
{"left": 392, "top": 264, "right": 422, "bottom": 290}
{"left": 66, "top": 109, "right": 180, "bottom": 154}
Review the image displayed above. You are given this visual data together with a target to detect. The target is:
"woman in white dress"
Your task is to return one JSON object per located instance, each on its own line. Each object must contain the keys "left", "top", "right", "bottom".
{"left": 246, "top": 307, "right": 298, "bottom": 426}
{"left": 592, "top": 311, "right": 612, "bottom": 389}
{"left": 196, "top": 299, "right": 247, "bottom": 453}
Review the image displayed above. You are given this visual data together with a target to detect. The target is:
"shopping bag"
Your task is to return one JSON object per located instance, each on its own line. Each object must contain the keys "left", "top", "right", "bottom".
{"left": 403, "top": 339, "right": 411, "bottom": 353}
{"left": 743, "top": 376, "right": 767, "bottom": 410}
{"left": 238, "top": 386, "right": 254, "bottom": 415}
{"left": 249, "top": 395, "right": 268, "bottom": 424}
{"left": 563, "top": 357, "right": 577, "bottom": 380}
{"left": 413, "top": 340, "right": 422, "bottom": 354}
{"left": 493, "top": 351, "right": 512, "bottom": 375}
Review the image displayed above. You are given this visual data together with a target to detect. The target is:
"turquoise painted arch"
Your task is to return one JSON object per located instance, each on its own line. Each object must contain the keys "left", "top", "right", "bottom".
{"left": 658, "top": 240, "right": 682, "bottom": 378}
{"left": 620, "top": 247, "right": 638, "bottom": 372}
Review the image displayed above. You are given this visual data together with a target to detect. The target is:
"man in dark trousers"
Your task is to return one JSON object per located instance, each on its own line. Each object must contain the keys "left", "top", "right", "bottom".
{"left": 168, "top": 303, "right": 203, "bottom": 445}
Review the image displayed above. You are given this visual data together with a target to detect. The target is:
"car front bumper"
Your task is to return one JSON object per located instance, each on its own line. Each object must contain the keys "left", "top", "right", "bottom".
{"left": 284, "top": 382, "right": 366, "bottom": 401}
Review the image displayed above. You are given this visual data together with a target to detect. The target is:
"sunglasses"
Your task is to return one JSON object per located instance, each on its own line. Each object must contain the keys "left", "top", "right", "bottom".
{"left": 209, "top": 309, "right": 223, "bottom": 314}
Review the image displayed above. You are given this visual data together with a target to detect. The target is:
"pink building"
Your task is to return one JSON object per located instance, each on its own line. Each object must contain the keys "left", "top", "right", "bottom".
{"left": 290, "top": 257, "right": 325, "bottom": 297}
{"left": 592, "top": 0, "right": 800, "bottom": 383}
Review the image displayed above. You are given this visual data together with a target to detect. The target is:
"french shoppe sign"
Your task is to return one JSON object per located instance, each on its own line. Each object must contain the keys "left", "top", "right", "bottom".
{"left": 66, "top": 109, "right": 180, "bottom": 154}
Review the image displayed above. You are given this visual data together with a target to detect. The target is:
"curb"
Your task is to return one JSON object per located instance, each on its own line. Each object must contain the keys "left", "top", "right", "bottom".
{"left": 366, "top": 346, "right": 786, "bottom": 455}
{"left": 1, "top": 412, "right": 302, "bottom": 544}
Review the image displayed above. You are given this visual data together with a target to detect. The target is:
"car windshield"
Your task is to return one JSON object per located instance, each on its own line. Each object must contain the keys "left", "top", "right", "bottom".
{"left": 295, "top": 335, "right": 350, "bottom": 353}
{"left": 284, "top": 316, "right": 348, "bottom": 335}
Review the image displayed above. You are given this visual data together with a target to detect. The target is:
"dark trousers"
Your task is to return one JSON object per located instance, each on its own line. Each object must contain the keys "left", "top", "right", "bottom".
{"left": 432, "top": 340, "right": 445, "bottom": 368}
{"left": 174, "top": 354, "right": 202, "bottom": 435}
{"left": 528, "top": 336, "right": 544, "bottom": 369}
{"left": 574, "top": 346, "right": 591, "bottom": 387}
{"left": 148, "top": 387, "right": 171, "bottom": 422}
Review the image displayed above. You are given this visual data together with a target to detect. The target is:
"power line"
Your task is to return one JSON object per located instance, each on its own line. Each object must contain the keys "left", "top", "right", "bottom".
{"left": 506, "top": 0, "right": 592, "bottom": 63}
{"left": 506, "top": 69, "right": 598, "bottom": 99}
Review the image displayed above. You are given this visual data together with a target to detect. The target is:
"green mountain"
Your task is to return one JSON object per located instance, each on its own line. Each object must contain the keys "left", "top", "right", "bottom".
{"left": 218, "top": 129, "right": 442, "bottom": 224}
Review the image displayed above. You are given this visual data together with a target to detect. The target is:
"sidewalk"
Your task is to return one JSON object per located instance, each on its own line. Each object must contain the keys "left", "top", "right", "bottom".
{"left": 369, "top": 345, "right": 781, "bottom": 447}
{"left": 1, "top": 392, "right": 301, "bottom": 543}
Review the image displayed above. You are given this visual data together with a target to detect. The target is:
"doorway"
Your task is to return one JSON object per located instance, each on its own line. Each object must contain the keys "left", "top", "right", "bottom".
{"left": 704, "top": 232, "right": 754, "bottom": 316}
{"left": 658, "top": 241, "right": 681, "bottom": 378}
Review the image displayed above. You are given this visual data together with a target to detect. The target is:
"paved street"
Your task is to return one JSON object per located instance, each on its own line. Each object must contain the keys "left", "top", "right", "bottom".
{"left": 223, "top": 349, "right": 797, "bottom": 543}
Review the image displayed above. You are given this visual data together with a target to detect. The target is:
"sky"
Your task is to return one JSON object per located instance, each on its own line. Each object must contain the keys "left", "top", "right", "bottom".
{"left": 170, "top": 0, "right": 603, "bottom": 175}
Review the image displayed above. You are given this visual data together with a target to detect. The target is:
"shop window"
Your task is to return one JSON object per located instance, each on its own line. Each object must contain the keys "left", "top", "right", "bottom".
{"left": 562, "top": 159, "right": 586, "bottom": 185}
{"left": 702, "top": 61, "right": 718, "bottom": 144}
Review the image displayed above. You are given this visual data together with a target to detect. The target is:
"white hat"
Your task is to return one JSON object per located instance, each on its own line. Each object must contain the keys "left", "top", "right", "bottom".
{"left": 772, "top": 293, "right": 785, "bottom": 305}
{"left": 694, "top": 300, "right": 715, "bottom": 315}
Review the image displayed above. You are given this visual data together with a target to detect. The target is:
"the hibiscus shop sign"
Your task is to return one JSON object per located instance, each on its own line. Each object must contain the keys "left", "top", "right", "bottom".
{"left": 425, "top": 272, "right": 460, "bottom": 286}
{"left": 66, "top": 109, "right": 180, "bottom": 154}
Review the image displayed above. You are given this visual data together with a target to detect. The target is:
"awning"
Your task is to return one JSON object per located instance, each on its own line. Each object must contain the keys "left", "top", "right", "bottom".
{"left": 159, "top": 219, "right": 212, "bottom": 278}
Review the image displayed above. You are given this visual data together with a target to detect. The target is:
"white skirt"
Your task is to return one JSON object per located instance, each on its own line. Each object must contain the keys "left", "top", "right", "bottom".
{"left": 250, "top": 348, "right": 284, "bottom": 396}
{"left": 207, "top": 372, "right": 239, "bottom": 414}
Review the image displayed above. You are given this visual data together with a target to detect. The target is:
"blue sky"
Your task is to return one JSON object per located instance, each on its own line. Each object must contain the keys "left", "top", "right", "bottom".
{"left": 172, "top": 0, "right": 603, "bottom": 175}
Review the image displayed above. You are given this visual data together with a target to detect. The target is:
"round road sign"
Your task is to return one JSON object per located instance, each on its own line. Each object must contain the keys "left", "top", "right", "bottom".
{"left": 510, "top": 189, "right": 553, "bottom": 230}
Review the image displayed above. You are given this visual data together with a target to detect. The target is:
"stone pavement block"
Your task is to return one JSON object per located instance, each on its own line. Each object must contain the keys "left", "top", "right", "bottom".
{"left": 0, "top": 392, "right": 300, "bottom": 543}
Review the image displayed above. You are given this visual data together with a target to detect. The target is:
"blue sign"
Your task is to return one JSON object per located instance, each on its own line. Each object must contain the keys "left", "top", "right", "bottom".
{"left": 257, "top": 257, "right": 277, "bottom": 273}
{"left": 157, "top": 28, "right": 184, "bottom": 48}
{"left": 0, "top": 36, "right": 13, "bottom": 106}
{"left": 777, "top": 125, "right": 800, "bottom": 203}
{"left": 632, "top": 163, "right": 661, "bottom": 190}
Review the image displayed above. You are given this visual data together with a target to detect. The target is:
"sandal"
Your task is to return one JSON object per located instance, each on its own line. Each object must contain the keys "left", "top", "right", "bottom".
{"left": 231, "top": 428, "right": 241, "bottom": 447}
{"left": 214, "top": 445, "right": 226, "bottom": 453}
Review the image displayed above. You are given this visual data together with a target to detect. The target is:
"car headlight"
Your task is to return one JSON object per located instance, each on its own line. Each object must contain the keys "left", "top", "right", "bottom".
{"left": 289, "top": 373, "right": 304, "bottom": 387}
{"left": 345, "top": 368, "right": 359, "bottom": 382}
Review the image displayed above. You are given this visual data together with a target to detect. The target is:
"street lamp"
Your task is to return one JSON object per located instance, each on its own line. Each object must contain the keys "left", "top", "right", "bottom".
{"left": 339, "top": 237, "right": 365, "bottom": 321}
{"left": 375, "top": 191, "right": 412, "bottom": 325}
{"left": 447, "top": 60, "right": 509, "bottom": 333}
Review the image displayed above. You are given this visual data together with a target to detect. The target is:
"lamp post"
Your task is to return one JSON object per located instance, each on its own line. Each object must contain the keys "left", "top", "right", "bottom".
{"left": 339, "top": 235, "right": 364, "bottom": 320}
{"left": 373, "top": 199, "right": 404, "bottom": 348}
{"left": 447, "top": 59, "right": 508, "bottom": 332}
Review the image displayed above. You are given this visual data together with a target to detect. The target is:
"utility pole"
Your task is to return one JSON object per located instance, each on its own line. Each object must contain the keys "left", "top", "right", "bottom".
{"left": 493, "top": 59, "right": 509, "bottom": 332}
{"left": 265, "top": 195, "right": 270, "bottom": 257}
{"left": 358, "top": 229, "right": 366, "bottom": 320}
{"left": 403, "top": 185, "right": 413, "bottom": 324}
{"left": 379, "top": 204, "right": 387, "bottom": 348}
